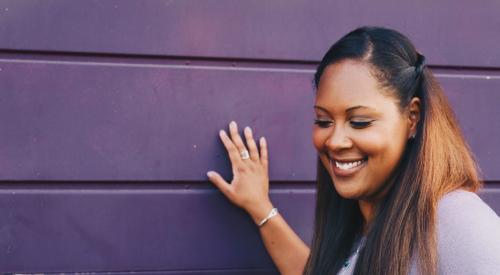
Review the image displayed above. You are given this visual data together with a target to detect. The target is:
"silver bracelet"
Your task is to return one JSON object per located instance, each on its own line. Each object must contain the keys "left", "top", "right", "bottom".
{"left": 258, "top": 207, "right": 278, "bottom": 227}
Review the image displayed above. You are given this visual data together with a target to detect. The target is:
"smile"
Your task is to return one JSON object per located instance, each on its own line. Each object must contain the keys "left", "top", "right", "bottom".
{"left": 329, "top": 157, "right": 367, "bottom": 177}
{"left": 335, "top": 160, "right": 364, "bottom": 170}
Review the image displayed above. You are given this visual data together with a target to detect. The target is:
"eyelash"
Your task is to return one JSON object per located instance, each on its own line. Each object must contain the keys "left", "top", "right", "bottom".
{"left": 350, "top": 121, "right": 373, "bottom": 129}
{"left": 314, "top": 119, "right": 374, "bottom": 129}
{"left": 314, "top": 119, "right": 333, "bottom": 128}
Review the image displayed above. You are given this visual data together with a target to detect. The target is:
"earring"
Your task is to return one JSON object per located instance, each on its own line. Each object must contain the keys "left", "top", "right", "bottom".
{"left": 410, "top": 133, "right": 416, "bottom": 139}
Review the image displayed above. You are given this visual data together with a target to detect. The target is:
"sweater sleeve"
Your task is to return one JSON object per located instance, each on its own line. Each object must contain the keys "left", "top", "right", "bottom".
{"left": 437, "top": 190, "right": 500, "bottom": 274}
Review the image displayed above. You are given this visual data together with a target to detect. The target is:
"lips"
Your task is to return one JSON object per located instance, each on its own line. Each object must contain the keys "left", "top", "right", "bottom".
{"left": 329, "top": 156, "right": 367, "bottom": 177}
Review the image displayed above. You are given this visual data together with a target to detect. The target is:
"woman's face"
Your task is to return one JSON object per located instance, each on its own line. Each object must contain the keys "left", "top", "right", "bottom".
{"left": 313, "top": 60, "right": 414, "bottom": 202}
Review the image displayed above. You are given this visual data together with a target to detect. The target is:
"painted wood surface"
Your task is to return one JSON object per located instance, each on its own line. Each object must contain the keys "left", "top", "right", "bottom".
{"left": 0, "top": 60, "right": 499, "bottom": 181}
{"left": 1, "top": 0, "right": 500, "bottom": 67}
{"left": 0, "top": 1, "right": 499, "bottom": 274}
{"left": 0, "top": 183, "right": 498, "bottom": 273}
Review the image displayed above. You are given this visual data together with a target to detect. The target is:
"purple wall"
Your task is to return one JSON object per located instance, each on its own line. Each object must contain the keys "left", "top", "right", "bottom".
{"left": 1, "top": 1, "right": 499, "bottom": 273}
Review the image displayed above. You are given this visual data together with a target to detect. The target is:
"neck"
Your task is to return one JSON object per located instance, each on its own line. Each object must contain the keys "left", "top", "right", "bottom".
{"left": 358, "top": 199, "right": 378, "bottom": 234}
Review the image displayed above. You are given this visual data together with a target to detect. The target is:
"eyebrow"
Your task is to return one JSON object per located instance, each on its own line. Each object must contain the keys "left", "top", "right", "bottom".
{"left": 313, "top": 105, "right": 373, "bottom": 113}
{"left": 346, "top": 105, "right": 372, "bottom": 113}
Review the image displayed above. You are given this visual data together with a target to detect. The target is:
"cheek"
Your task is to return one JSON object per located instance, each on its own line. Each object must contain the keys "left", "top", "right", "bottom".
{"left": 356, "top": 126, "right": 408, "bottom": 177}
{"left": 352, "top": 131, "right": 389, "bottom": 156}
{"left": 354, "top": 121, "right": 408, "bottom": 157}
{"left": 312, "top": 128, "right": 329, "bottom": 151}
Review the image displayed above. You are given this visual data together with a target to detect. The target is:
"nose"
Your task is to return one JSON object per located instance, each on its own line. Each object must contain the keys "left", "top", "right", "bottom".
{"left": 325, "top": 124, "right": 353, "bottom": 151}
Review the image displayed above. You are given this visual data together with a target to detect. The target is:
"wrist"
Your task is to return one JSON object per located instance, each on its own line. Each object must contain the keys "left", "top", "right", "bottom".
{"left": 257, "top": 207, "right": 278, "bottom": 227}
{"left": 247, "top": 200, "right": 275, "bottom": 225}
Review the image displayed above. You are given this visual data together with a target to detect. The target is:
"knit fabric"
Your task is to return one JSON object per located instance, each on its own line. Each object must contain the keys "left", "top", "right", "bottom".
{"left": 433, "top": 189, "right": 500, "bottom": 274}
{"left": 339, "top": 189, "right": 500, "bottom": 274}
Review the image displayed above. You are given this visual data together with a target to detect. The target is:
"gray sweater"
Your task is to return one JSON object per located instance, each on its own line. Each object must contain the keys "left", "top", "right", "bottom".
{"left": 339, "top": 189, "right": 500, "bottom": 274}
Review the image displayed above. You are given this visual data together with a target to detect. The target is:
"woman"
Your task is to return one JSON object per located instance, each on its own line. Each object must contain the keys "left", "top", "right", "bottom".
{"left": 206, "top": 26, "right": 500, "bottom": 275}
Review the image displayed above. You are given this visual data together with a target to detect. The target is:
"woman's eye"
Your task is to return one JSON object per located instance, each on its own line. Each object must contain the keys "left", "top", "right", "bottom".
{"left": 350, "top": 120, "right": 373, "bottom": 129}
{"left": 314, "top": 119, "right": 333, "bottom": 128}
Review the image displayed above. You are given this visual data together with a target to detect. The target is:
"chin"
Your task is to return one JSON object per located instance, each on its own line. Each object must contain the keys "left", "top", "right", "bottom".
{"left": 332, "top": 182, "right": 365, "bottom": 200}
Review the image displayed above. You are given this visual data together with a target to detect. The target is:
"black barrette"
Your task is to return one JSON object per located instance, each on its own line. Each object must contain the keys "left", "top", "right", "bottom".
{"left": 415, "top": 53, "right": 426, "bottom": 76}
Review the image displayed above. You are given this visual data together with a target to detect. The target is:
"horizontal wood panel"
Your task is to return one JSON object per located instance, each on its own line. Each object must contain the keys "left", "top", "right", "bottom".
{"left": 0, "top": 182, "right": 498, "bottom": 273}
{"left": 72, "top": 270, "right": 278, "bottom": 275}
{"left": 0, "top": 59, "right": 499, "bottom": 181}
{"left": 1, "top": 0, "right": 500, "bottom": 67}
{"left": 0, "top": 183, "right": 314, "bottom": 273}
{"left": 0, "top": 58, "right": 316, "bottom": 181}
{"left": 438, "top": 75, "right": 500, "bottom": 181}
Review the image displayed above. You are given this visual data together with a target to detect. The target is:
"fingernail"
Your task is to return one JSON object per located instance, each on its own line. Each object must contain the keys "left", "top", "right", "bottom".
{"left": 219, "top": 130, "right": 226, "bottom": 136}
{"left": 245, "top": 126, "right": 252, "bottom": 134}
{"left": 260, "top": 137, "right": 266, "bottom": 145}
{"left": 230, "top": 121, "right": 236, "bottom": 128}
{"left": 207, "top": 171, "right": 214, "bottom": 177}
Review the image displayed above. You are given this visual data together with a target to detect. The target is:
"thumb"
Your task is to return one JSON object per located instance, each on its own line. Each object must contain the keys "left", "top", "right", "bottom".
{"left": 207, "top": 171, "right": 232, "bottom": 196}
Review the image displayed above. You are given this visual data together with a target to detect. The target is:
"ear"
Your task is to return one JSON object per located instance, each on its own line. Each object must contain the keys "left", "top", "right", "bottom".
{"left": 407, "top": 97, "right": 421, "bottom": 139}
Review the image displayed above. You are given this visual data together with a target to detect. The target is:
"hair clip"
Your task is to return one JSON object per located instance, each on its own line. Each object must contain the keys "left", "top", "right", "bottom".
{"left": 415, "top": 53, "right": 426, "bottom": 76}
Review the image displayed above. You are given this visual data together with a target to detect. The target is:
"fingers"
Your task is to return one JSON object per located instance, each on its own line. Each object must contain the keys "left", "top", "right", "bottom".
{"left": 207, "top": 171, "right": 232, "bottom": 197}
{"left": 260, "top": 137, "right": 268, "bottom": 172}
{"left": 220, "top": 121, "right": 265, "bottom": 166}
{"left": 228, "top": 122, "right": 248, "bottom": 157}
{"left": 244, "top": 126, "right": 259, "bottom": 161}
{"left": 219, "top": 130, "right": 244, "bottom": 166}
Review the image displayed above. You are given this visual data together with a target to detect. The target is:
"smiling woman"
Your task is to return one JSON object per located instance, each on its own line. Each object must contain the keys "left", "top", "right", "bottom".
{"left": 313, "top": 60, "right": 416, "bottom": 206}
{"left": 207, "top": 26, "right": 500, "bottom": 275}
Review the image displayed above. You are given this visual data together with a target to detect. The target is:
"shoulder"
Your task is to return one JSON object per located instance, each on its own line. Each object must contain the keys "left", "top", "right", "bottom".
{"left": 437, "top": 189, "right": 499, "bottom": 223}
{"left": 436, "top": 189, "right": 500, "bottom": 274}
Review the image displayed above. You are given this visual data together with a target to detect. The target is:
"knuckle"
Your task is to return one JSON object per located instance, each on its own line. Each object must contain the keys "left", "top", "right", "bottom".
{"left": 236, "top": 165, "right": 247, "bottom": 173}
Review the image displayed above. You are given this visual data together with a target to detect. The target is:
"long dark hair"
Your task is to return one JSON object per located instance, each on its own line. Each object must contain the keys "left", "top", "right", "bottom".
{"left": 303, "top": 26, "right": 481, "bottom": 275}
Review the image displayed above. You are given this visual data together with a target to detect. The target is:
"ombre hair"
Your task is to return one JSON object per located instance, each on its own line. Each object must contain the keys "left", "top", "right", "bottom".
{"left": 303, "top": 26, "right": 481, "bottom": 275}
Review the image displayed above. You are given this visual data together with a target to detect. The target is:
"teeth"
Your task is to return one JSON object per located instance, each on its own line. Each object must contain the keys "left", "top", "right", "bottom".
{"left": 335, "top": 160, "right": 364, "bottom": 170}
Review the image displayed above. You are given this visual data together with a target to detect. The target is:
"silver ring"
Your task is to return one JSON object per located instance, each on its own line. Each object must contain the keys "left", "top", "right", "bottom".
{"left": 240, "top": 150, "right": 250, "bottom": 160}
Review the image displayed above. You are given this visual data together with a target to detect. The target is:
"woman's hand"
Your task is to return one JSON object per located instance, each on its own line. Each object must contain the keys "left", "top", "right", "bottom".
{"left": 208, "top": 122, "right": 311, "bottom": 274}
{"left": 207, "top": 121, "right": 273, "bottom": 224}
